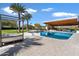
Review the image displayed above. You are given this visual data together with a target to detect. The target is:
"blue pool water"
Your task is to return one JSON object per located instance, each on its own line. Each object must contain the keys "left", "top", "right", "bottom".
{"left": 40, "top": 32, "right": 72, "bottom": 40}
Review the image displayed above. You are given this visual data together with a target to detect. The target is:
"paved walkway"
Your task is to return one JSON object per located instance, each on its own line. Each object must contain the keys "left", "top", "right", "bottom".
{"left": 16, "top": 38, "right": 79, "bottom": 56}
{"left": 0, "top": 33, "right": 79, "bottom": 56}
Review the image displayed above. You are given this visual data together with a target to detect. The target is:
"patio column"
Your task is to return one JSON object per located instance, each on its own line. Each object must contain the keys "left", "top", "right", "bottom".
{"left": 46, "top": 24, "right": 49, "bottom": 30}
{"left": 0, "top": 14, "right": 2, "bottom": 46}
{"left": 77, "top": 16, "right": 79, "bottom": 28}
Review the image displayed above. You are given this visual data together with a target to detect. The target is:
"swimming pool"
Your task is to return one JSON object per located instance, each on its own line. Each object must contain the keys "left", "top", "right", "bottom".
{"left": 40, "top": 31, "right": 72, "bottom": 39}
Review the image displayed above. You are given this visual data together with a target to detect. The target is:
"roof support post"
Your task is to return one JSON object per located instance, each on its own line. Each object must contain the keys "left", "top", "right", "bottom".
{"left": 0, "top": 14, "right": 2, "bottom": 46}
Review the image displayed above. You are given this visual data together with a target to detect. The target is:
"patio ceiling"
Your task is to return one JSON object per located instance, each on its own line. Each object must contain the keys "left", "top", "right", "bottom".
{"left": 44, "top": 18, "right": 79, "bottom": 26}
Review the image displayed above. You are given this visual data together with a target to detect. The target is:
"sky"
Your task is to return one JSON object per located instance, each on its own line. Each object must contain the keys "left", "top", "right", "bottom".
{"left": 0, "top": 3, "right": 79, "bottom": 26}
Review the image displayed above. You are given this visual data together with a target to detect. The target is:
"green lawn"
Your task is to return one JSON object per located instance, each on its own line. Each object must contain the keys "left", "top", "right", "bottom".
{"left": 2, "top": 29, "right": 27, "bottom": 34}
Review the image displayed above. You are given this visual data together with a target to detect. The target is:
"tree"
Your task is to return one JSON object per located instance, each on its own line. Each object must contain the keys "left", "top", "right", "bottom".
{"left": 22, "top": 13, "right": 32, "bottom": 31}
{"left": 10, "top": 3, "right": 26, "bottom": 32}
{"left": 34, "top": 23, "right": 41, "bottom": 30}
{"left": 28, "top": 25, "right": 35, "bottom": 30}
{"left": 1, "top": 20, "right": 17, "bottom": 29}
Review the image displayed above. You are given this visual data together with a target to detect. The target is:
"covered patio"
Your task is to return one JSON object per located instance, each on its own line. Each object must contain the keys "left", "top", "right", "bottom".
{"left": 44, "top": 18, "right": 79, "bottom": 31}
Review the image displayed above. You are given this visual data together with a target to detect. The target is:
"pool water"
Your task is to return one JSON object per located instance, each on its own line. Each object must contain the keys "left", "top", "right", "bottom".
{"left": 40, "top": 32, "right": 72, "bottom": 39}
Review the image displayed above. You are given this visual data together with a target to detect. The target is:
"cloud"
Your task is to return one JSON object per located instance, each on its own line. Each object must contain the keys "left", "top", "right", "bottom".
{"left": 42, "top": 8, "right": 53, "bottom": 12}
{"left": 2, "top": 6, "right": 17, "bottom": 15}
{"left": 26, "top": 8, "right": 37, "bottom": 14}
{"left": 2, "top": 7, "right": 37, "bottom": 15}
{"left": 52, "top": 12, "right": 77, "bottom": 17}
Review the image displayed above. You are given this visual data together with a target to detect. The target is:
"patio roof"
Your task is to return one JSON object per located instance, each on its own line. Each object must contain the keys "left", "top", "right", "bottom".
{"left": 44, "top": 18, "right": 79, "bottom": 26}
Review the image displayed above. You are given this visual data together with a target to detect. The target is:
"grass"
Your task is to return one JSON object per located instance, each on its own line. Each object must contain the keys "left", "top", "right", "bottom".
{"left": 2, "top": 29, "right": 27, "bottom": 34}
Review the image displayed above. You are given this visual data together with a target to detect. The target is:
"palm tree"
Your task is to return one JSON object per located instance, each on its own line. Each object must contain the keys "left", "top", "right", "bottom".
{"left": 23, "top": 13, "right": 32, "bottom": 31}
{"left": 10, "top": 3, "right": 26, "bottom": 32}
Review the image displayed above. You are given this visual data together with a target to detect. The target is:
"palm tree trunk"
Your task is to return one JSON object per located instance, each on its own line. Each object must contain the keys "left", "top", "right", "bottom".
{"left": 22, "top": 20, "right": 24, "bottom": 39}
{"left": 18, "top": 12, "right": 21, "bottom": 32}
{"left": 26, "top": 20, "right": 29, "bottom": 31}
{"left": 22, "top": 20, "right": 24, "bottom": 33}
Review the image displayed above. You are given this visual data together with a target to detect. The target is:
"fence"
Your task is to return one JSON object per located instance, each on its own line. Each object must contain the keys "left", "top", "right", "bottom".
{"left": 0, "top": 14, "right": 24, "bottom": 46}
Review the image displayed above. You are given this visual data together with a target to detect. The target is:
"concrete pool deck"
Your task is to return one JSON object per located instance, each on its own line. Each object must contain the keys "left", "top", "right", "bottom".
{"left": 0, "top": 32, "right": 79, "bottom": 56}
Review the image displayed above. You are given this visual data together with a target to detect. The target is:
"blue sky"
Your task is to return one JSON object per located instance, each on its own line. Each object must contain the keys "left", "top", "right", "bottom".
{"left": 0, "top": 3, "right": 79, "bottom": 26}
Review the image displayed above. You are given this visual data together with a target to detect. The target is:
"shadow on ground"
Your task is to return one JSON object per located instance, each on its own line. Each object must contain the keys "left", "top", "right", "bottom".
{"left": 0, "top": 37, "right": 43, "bottom": 56}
